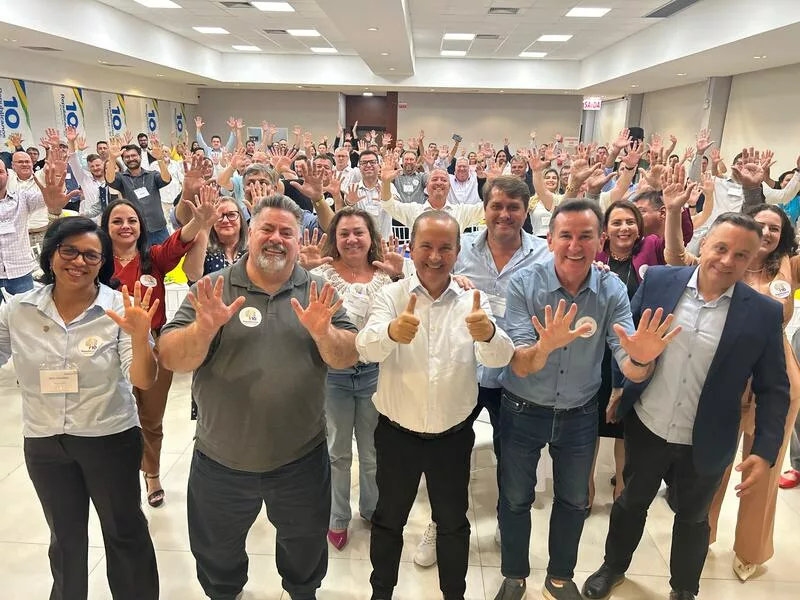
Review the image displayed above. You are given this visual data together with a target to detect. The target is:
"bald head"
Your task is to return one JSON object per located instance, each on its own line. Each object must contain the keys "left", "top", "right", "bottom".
{"left": 11, "top": 151, "right": 33, "bottom": 180}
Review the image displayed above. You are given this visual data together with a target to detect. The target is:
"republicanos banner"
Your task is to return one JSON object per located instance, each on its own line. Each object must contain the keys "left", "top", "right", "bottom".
{"left": 102, "top": 92, "right": 127, "bottom": 139}
{"left": 53, "top": 86, "right": 86, "bottom": 138}
{"left": 144, "top": 98, "right": 160, "bottom": 135}
{"left": 0, "top": 78, "right": 34, "bottom": 144}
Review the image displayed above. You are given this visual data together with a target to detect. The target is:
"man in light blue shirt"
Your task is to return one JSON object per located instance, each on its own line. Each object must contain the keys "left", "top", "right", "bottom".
{"left": 194, "top": 115, "right": 236, "bottom": 160}
{"left": 493, "top": 199, "right": 679, "bottom": 600}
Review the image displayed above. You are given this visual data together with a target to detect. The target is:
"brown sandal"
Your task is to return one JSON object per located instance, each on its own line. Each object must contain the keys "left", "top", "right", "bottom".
{"left": 143, "top": 473, "right": 165, "bottom": 508}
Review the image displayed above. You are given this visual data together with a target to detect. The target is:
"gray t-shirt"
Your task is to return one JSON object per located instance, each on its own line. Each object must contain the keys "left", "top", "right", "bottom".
{"left": 394, "top": 172, "right": 428, "bottom": 204}
{"left": 108, "top": 170, "right": 169, "bottom": 231}
{"left": 162, "top": 257, "right": 357, "bottom": 472}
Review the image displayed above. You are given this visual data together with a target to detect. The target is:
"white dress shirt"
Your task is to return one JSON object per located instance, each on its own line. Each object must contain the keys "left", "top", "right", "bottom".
{"left": 356, "top": 274, "right": 514, "bottom": 433}
{"left": 448, "top": 172, "right": 481, "bottom": 205}
{"left": 353, "top": 180, "right": 398, "bottom": 240}
{"left": 380, "top": 197, "right": 483, "bottom": 231}
{"left": 68, "top": 152, "right": 116, "bottom": 221}
{"left": 0, "top": 284, "right": 150, "bottom": 438}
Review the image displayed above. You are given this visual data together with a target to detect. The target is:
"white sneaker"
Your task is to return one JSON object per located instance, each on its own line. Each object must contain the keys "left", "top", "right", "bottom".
{"left": 413, "top": 521, "right": 437, "bottom": 567}
{"left": 495, "top": 523, "right": 501, "bottom": 546}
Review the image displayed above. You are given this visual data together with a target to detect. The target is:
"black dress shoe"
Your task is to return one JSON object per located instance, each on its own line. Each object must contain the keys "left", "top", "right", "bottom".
{"left": 582, "top": 564, "right": 625, "bottom": 599}
{"left": 669, "top": 591, "right": 695, "bottom": 600}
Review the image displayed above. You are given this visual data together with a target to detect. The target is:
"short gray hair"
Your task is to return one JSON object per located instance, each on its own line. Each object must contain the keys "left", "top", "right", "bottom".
{"left": 410, "top": 210, "right": 461, "bottom": 250}
{"left": 243, "top": 163, "right": 278, "bottom": 186}
{"left": 250, "top": 194, "right": 304, "bottom": 229}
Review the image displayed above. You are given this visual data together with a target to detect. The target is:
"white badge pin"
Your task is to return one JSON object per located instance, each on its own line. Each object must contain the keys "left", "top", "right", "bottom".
{"left": 239, "top": 307, "right": 263, "bottom": 327}
{"left": 638, "top": 264, "right": 649, "bottom": 279}
{"left": 139, "top": 274, "right": 158, "bottom": 288}
{"left": 78, "top": 336, "right": 101, "bottom": 357}
{"left": 769, "top": 279, "right": 791, "bottom": 299}
{"left": 575, "top": 316, "right": 598, "bottom": 338}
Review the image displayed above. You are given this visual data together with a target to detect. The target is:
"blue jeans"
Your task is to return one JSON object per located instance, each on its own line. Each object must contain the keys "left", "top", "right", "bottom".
{"left": 325, "top": 364, "right": 379, "bottom": 529}
{"left": 498, "top": 391, "right": 598, "bottom": 580}
{"left": 147, "top": 227, "right": 170, "bottom": 247}
{"left": 0, "top": 273, "right": 34, "bottom": 302}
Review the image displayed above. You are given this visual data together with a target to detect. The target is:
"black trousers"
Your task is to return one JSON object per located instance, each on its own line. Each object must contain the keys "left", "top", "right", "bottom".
{"left": 187, "top": 442, "right": 330, "bottom": 600}
{"left": 24, "top": 427, "right": 159, "bottom": 600}
{"left": 604, "top": 411, "right": 725, "bottom": 595}
{"left": 370, "top": 415, "right": 475, "bottom": 600}
{"left": 477, "top": 386, "right": 502, "bottom": 511}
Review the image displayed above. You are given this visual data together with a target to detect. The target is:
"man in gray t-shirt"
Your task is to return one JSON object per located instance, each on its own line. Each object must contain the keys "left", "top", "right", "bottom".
{"left": 393, "top": 150, "right": 428, "bottom": 204}
{"left": 160, "top": 194, "right": 358, "bottom": 600}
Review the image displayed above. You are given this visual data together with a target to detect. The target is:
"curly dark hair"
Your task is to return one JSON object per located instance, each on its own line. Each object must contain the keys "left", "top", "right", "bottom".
{"left": 39, "top": 217, "right": 116, "bottom": 287}
{"left": 745, "top": 204, "right": 798, "bottom": 278}
{"left": 100, "top": 199, "right": 153, "bottom": 275}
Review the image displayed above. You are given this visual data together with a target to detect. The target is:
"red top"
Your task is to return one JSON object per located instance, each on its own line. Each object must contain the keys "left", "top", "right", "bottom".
{"left": 113, "top": 228, "right": 193, "bottom": 331}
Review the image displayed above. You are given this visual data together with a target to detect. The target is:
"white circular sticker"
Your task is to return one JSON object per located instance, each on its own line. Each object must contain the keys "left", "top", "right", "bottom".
{"left": 78, "top": 336, "right": 101, "bottom": 356}
{"left": 575, "top": 316, "right": 597, "bottom": 338}
{"left": 238, "top": 307, "right": 263, "bottom": 328}
{"left": 139, "top": 274, "right": 158, "bottom": 288}
{"left": 769, "top": 279, "right": 792, "bottom": 299}
{"left": 638, "top": 264, "right": 649, "bottom": 279}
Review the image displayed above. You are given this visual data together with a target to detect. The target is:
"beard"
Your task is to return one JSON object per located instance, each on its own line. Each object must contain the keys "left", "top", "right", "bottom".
{"left": 255, "top": 243, "right": 289, "bottom": 273}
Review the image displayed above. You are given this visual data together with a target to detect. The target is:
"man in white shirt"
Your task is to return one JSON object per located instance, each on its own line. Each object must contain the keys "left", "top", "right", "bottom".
{"left": 357, "top": 211, "right": 514, "bottom": 600}
{"left": 333, "top": 147, "right": 358, "bottom": 188}
{"left": 448, "top": 158, "right": 482, "bottom": 205}
{"left": 66, "top": 127, "right": 118, "bottom": 221}
{"left": 346, "top": 150, "right": 397, "bottom": 240}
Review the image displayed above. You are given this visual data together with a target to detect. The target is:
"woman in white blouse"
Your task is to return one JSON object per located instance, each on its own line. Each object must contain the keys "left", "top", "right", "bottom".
{"left": 311, "top": 207, "right": 405, "bottom": 551}
{"left": 0, "top": 215, "right": 160, "bottom": 599}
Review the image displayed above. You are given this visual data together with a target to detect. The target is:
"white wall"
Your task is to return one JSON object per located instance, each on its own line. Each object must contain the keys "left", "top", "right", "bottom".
{"left": 722, "top": 63, "right": 800, "bottom": 176}
{"left": 641, "top": 82, "right": 707, "bottom": 154}
{"left": 592, "top": 98, "right": 628, "bottom": 145}
{"left": 397, "top": 92, "right": 583, "bottom": 150}
{"left": 196, "top": 89, "right": 341, "bottom": 141}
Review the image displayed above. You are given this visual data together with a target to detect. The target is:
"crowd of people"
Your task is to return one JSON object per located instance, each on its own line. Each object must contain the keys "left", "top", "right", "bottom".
{"left": 0, "top": 116, "right": 799, "bottom": 600}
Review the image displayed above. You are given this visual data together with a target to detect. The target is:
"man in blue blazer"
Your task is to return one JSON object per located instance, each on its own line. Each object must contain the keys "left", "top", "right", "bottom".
{"left": 583, "top": 212, "right": 790, "bottom": 600}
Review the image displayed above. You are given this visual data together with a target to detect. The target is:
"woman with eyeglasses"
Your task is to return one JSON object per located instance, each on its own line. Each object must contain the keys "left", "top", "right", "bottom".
{"left": 0, "top": 213, "right": 160, "bottom": 599}
{"left": 101, "top": 191, "right": 217, "bottom": 507}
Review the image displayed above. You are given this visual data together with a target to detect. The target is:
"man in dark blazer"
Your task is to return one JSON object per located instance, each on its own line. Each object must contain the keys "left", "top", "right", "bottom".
{"left": 583, "top": 212, "right": 790, "bottom": 600}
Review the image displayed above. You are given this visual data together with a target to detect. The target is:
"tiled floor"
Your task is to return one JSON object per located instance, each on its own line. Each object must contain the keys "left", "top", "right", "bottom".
{"left": 1, "top": 367, "right": 799, "bottom": 599}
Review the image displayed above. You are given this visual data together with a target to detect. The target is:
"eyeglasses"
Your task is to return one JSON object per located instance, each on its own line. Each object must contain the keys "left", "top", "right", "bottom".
{"left": 217, "top": 211, "right": 241, "bottom": 223}
{"left": 360, "top": 159, "right": 378, "bottom": 166}
{"left": 57, "top": 244, "right": 104, "bottom": 266}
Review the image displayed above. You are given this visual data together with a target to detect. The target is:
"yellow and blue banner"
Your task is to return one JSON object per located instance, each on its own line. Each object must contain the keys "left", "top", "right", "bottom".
{"left": 53, "top": 85, "right": 86, "bottom": 138}
{"left": 0, "top": 78, "right": 34, "bottom": 145}
{"left": 102, "top": 92, "right": 127, "bottom": 139}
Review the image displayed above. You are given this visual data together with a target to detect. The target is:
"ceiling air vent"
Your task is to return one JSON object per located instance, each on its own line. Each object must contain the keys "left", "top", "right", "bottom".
{"left": 188, "top": 83, "right": 209, "bottom": 86}
{"left": 219, "top": 2, "right": 253, "bottom": 8}
{"left": 476, "top": 34, "right": 501, "bottom": 40}
{"left": 21, "top": 46, "right": 62, "bottom": 52}
{"left": 488, "top": 7, "right": 519, "bottom": 15}
{"left": 645, "top": 0, "right": 702, "bottom": 18}
{"left": 263, "top": 29, "right": 288, "bottom": 35}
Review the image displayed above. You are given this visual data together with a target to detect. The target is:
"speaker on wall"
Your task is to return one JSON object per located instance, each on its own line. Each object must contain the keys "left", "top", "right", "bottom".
{"left": 628, "top": 127, "right": 644, "bottom": 142}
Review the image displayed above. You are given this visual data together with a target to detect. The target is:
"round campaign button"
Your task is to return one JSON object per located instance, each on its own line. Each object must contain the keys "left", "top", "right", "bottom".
{"left": 139, "top": 274, "right": 158, "bottom": 288}
{"left": 638, "top": 264, "right": 649, "bottom": 279}
{"left": 78, "top": 336, "right": 101, "bottom": 357}
{"left": 575, "top": 316, "right": 597, "bottom": 338}
{"left": 238, "top": 307, "right": 263, "bottom": 328}
{"left": 769, "top": 279, "right": 791, "bottom": 299}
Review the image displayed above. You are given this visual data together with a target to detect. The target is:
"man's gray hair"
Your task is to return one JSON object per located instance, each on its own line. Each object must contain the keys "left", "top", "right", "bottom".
{"left": 243, "top": 162, "right": 278, "bottom": 185}
{"left": 409, "top": 210, "right": 461, "bottom": 251}
{"left": 250, "top": 194, "right": 305, "bottom": 229}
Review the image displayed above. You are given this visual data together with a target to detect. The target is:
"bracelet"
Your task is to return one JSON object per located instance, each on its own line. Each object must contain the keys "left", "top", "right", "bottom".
{"left": 629, "top": 356, "right": 651, "bottom": 368}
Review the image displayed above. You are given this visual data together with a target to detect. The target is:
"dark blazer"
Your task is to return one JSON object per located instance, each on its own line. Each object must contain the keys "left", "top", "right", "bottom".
{"left": 618, "top": 265, "right": 790, "bottom": 475}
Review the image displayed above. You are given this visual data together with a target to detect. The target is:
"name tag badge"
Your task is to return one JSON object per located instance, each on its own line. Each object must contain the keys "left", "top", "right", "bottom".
{"left": 239, "top": 306, "right": 263, "bottom": 327}
{"left": 365, "top": 201, "right": 381, "bottom": 217}
{"left": 40, "top": 364, "right": 79, "bottom": 394}
{"left": 0, "top": 221, "right": 14, "bottom": 235}
{"left": 78, "top": 336, "right": 101, "bottom": 357}
{"left": 487, "top": 294, "right": 507, "bottom": 319}
{"left": 345, "top": 290, "right": 370, "bottom": 319}
{"left": 65, "top": 173, "right": 72, "bottom": 180}
{"left": 402, "top": 183, "right": 414, "bottom": 193}
{"left": 639, "top": 264, "right": 649, "bottom": 279}
{"left": 575, "top": 316, "right": 598, "bottom": 338}
{"left": 133, "top": 187, "right": 149, "bottom": 200}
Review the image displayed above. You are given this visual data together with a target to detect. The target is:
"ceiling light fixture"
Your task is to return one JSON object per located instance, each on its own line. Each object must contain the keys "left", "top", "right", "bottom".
{"left": 537, "top": 34, "right": 573, "bottom": 42}
{"left": 630, "top": 84, "right": 639, "bottom": 88}
{"left": 363, "top": 92, "right": 374, "bottom": 97}
{"left": 310, "top": 47, "right": 337, "bottom": 53}
{"left": 368, "top": 27, "right": 379, "bottom": 32}
{"left": 193, "top": 26, "right": 229, "bottom": 34}
{"left": 519, "top": 51, "right": 547, "bottom": 58}
{"left": 677, "top": 72, "right": 687, "bottom": 76}
{"left": 380, "top": 52, "right": 389, "bottom": 56}
{"left": 566, "top": 7, "right": 611, "bottom": 18}
{"left": 287, "top": 29, "right": 320, "bottom": 37}
{"left": 443, "top": 33, "right": 475, "bottom": 41}
{"left": 232, "top": 45, "right": 261, "bottom": 51}
{"left": 753, "top": 55, "right": 767, "bottom": 59}
{"left": 440, "top": 50, "right": 467, "bottom": 57}
{"left": 134, "top": 0, "right": 181, "bottom": 7}
{"left": 156, "top": 73, "right": 164, "bottom": 77}
{"left": 250, "top": 1, "right": 294, "bottom": 11}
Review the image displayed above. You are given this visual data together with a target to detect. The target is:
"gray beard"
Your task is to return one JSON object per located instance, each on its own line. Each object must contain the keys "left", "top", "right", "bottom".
{"left": 255, "top": 251, "right": 288, "bottom": 273}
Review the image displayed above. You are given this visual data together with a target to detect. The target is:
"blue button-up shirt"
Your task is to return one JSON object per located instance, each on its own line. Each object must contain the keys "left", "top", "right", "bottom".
{"left": 499, "top": 257, "right": 634, "bottom": 409}
{"left": 453, "top": 229, "right": 551, "bottom": 387}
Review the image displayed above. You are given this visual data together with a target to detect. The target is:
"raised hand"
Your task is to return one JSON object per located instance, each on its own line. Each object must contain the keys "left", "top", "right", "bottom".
{"left": 345, "top": 183, "right": 360, "bottom": 206}
{"left": 195, "top": 116, "right": 205, "bottom": 130}
{"left": 357, "top": 139, "right": 367, "bottom": 153}
{"left": 183, "top": 184, "right": 220, "bottom": 229}
{"left": 323, "top": 169, "right": 344, "bottom": 199}
{"left": 290, "top": 164, "right": 324, "bottom": 199}
{"left": 388, "top": 294, "right": 420, "bottom": 344}
{"left": 122, "top": 130, "right": 134, "bottom": 145}
{"left": 303, "top": 131, "right": 313, "bottom": 149}
{"left": 35, "top": 154, "right": 74, "bottom": 213}
{"left": 291, "top": 281, "right": 343, "bottom": 338}
{"left": 382, "top": 132, "right": 393, "bottom": 146}
{"left": 380, "top": 153, "right": 400, "bottom": 182}
{"left": 621, "top": 140, "right": 644, "bottom": 168}
{"left": 760, "top": 148, "right": 776, "bottom": 171}
{"left": 649, "top": 133, "right": 663, "bottom": 156}
{"left": 226, "top": 116, "right": 237, "bottom": 130}
{"left": 695, "top": 128, "right": 714, "bottom": 154}
{"left": 187, "top": 276, "right": 246, "bottom": 336}
{"left": 638, "top": 162, "right": 668, "bottom": 191}
{"left": 65, "top": 126, "right": 78, "bottom": 143}
{"left": 293, "top": 125, "right": 302, "bottom": 138}
{"left": 76, "top": 135, "right": 88, "bottom": 152}
{"left": 732, "top": 147, "right": 766, "bottom": 189}
{"left": 532, "top": 299, "right": 593, "bottom": 354}
{"left": 660, "top": 163, "right": 695, "bottom": 211}
{"left": 529, "top": 150, "right": 549, "bottom": 174}
{"left": 569, "top": 158, "right": 603, "bottom": 187}
{"left": 298, "top": 228, "right": 333, "bottom": 270}
{"left": 106, "top": 283, "right": 159, "bottom": 339}
{"left": 268, "top": 146, "right": 298, "bottom": 173}
{"left": 613, "top": 307, "right": 681, "bottom": 366}
{"left": 7, "top": 133, "right": 23, "bottom": 148}
{"left": 423, "top": 147, "right": 437, "bottom": 169}
{"left": 235, "top": 118, "right": 244, "bottom": 130}
{"left": 465, "top": 290, "right": 495, "bottom": 342}
{"left": 182, "top": 154, "right": 206, "bottom": 203}
{"left": 372, "top": 236, "right": 406, "bottom": 278}
{"left": 682, "top": 145, "right": 695, "bottom": 164}
{"left": 613, "top": 128, "right": 631, "bottom": 151}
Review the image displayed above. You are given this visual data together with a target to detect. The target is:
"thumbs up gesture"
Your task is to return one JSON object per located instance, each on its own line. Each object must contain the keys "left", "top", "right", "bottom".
{"left": 388, "top": 294, "right": 420, "bottom": 344}
{"left": 465, "top": 290, "right": 495, "bottom": 342}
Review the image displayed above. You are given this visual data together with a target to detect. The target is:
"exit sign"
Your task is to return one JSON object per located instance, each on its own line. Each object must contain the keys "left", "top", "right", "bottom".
{"left": 583, "top": 97, "right": 602, "bottom": 110}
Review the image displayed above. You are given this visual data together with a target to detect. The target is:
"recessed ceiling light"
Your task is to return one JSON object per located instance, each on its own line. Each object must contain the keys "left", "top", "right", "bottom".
{"left": 310, "top": 47, "right": 337, "bottom": 53}
{"left": 519, "top": 51, "right": 547, "bottom": 58}
{"left": 753, "top": 55, "right": 767, "bottom": 59}
{"left": 389, "top": 67, "right": 395, "bottom": 71}
{"left": 368, "top": 27, "right": 379, "bottom": 32}
{"left": 440, "top": 50, "right": 467, "bottom": 57}
{"left": 443, "top": 33, "right": 475, "bottom": 41}
{"left": 232, "top": 45, "right": 261, "bottom": 51}
{"left": 193, "top": 26, "right": 229, "bottom": 34}
{"left": 156, "top": 73, "right": 164, "bottom": 77}
{"left": 287, "top": 29, "right": 320, "bottom": 37}
{"left": 631, "top": 84, "right": 639, "bottom": 88}
{"left": 250, "top": 1, "right": 294, "bottom": 11}
{"left": 134, "top": 0, "right": 181, "bottom": 7}
{"left": 380, "top": 52, "right": 389, "bottom": 56}
{"left": 537, "top": 34, "right": 573, "bottom": 42}
{"left": 500, "top": 90, "right": 505, "bottom": 93}
{"left": 363, "top": 92, "right": 374, "bottom": 97}
{"left": 566, "top": 7, "right": 611, "bottom": 18}
{"left": 677, "top": 72, "right": 687, "bottom": 76}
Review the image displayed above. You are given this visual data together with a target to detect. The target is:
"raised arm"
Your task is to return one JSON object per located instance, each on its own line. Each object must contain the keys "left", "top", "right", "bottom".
{"left": 291, "top": 281, "right": 358, "bottom": 369}
{"left": 661, "top": 164, "right": 699, "bottom": 266}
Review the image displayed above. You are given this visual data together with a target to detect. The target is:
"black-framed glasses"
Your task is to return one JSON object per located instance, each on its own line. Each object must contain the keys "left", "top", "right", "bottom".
{"left": 57, "top": 245, "right": 104, "bottom": 266}
{"left": 217, "top": 211, "right": 241, "bottom": 223}
{"left": 360, "top": 159, "right": 378, "bottom": 166}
